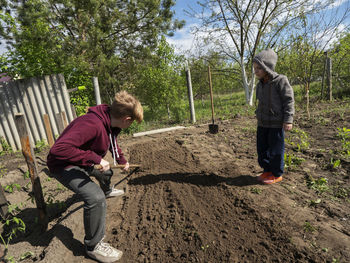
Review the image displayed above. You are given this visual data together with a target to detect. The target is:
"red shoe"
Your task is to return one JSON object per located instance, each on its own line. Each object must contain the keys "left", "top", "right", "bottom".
{"left": 261, "top": 174, "right": 283, "bottom": 184}
{"left": 257, "top": 172, "right": 272, "bottom": 182}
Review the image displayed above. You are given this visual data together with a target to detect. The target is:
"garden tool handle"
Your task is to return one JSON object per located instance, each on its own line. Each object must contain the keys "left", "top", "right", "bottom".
{"left": 94, "top": 164, "right": 140, "bottom": 170}
{"left": 208, "top": 65, "right": 215, "bottom": 124}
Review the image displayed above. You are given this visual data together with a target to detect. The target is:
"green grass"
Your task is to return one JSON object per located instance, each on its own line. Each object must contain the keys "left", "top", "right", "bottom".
{"left": 127, "top": 91, "right": 255, "bottom": 134}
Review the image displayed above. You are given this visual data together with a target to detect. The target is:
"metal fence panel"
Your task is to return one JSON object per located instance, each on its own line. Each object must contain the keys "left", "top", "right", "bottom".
{"left": 0, "top": 73, "right": 74, "bottom": 151}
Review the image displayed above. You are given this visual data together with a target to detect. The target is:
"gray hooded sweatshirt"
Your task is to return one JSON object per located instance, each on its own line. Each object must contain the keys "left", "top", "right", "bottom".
{"left": 253, "top": 49, "right": 295, "bottom": 128}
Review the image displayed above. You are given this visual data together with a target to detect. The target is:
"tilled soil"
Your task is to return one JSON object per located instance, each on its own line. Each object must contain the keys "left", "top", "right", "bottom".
{"left": 0, "top": 100, "right": 349, "bottom": 263}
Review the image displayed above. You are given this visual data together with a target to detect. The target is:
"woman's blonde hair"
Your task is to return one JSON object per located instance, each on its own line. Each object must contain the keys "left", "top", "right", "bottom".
{"left": 110, "top": 91, "right": 143, "bottom": 123}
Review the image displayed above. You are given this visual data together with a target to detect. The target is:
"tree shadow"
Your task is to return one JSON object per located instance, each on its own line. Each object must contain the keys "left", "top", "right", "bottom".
{"left": 0, "top": 193, "right": 87, "bottom": 260}
{"left": 128, "top": 172, "right": 259, "bottom": 187}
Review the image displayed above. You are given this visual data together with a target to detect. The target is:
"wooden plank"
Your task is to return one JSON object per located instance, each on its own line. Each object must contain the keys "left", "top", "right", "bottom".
{"left": 14, "top": 113, "right": 47, "bottom": 231}
{"left": 43, "top": 114, "right": 55, "bottom": 147}
{"left": 56, "top": 112, "right": 65, "bottom": 135}
{"left": 133, "top": 126, "right": 186, "bottom": 137}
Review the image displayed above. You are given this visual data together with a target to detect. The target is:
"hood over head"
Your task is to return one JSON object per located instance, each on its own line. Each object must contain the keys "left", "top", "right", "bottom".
{"left": 253, "top": 48, "right": 278, "bottom": 78}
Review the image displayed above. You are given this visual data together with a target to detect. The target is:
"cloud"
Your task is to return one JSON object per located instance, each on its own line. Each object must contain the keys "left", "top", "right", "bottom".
{"left": 166, "top": 23, "right": 198, "bottom": 54}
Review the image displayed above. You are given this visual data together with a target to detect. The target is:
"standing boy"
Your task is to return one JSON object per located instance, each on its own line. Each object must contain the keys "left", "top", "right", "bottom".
{"left": 47, "top": 90, "right": 143, "bottom": 262}
{"left": 253, "top": 48, "right": 295, "bottom": 184}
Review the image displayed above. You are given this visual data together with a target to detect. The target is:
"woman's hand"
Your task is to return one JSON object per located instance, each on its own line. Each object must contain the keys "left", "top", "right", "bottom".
{"left": 99, "top": 159, "right": 110, "bottom": 172}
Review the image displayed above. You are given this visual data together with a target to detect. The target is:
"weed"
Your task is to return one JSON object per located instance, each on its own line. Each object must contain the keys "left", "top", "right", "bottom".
{"left": 0, "top": 165, "right": 7, "bottom": 178}
{"left": 23, "top": 171, "right": 30, "bottom": 180}
{"left": 337, "top": 127, "right": 350, "bottom": 157}
{"left": 284, "top": 153, "right": 304, "bottom": 170}
{"left": 0, "top": 216, "right": 26, "bottom": 257}
{"left": 4, "top": 183, "right": 21, "bottom": 193}
{"left": 200, "top": 244, "right": 209, "bottom": 251}
{"left": 333, "top": 187, "right": 349, "bottom": 199}
{"left": 309, "top": 198, "right": 322, "bottom": 207}
{"left": 286, "top": 128, "right": 310, "bottom": 152}
{"left": 304, "top": 221, "right": 316, "bottom": 232}
{"left": 34, "top": 139, "right": 47, "bottom": 153}
{"left": 330, "top": 158, "right": 341, "bottom": 169}
{"left": 19, "top": 251, "right": 34, "bottom": 260}
{"left": 0, "top": 137, "right": 12, "bottom": 155}
{"left": 305, "top": 175, "right": 329, "bottom": 194}
{"left": 250, "top": 187, "right": 262, "bottom": 194}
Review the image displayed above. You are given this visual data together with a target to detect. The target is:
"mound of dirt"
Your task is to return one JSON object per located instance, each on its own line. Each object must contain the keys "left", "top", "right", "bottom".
{"left": 1, "top": 100, "right": 349, "bottom": 263}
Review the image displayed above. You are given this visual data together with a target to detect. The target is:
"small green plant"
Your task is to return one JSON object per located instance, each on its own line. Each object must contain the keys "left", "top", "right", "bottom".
{"left": 0, "top": 136, "right": 13, "bottom": 154}
{"left": 34, "top": 139, "right": 47, "bottom": 153}
{"left": 333, "top": 187, "right": 349, "bottom": 199}
{"left": 305, "top": 175, "right": 329, "bottom": 194}
{"left": 0, "top": 165, "right": 8, "bottom": 178}
{"left": 4, "top": 183, "right": 21, "bottom": 193}
{"left": 250, "top": 187, "right": 262, "bottom": 194}
{"left": 337, "top": 127, "right": 350, "bottom": 157}
{"left": 200, "top": 244, "right": 209, "bottom": 251}
{"left": 304, "top": 221, "right": 316, "bottom": 232}
{"left": 330, "top": 158, "right": 341, "bottom": 169}
{"left": 0, "top": 216, "right": 26, "bottom": 253}
{"left": 286, "top": 128, "right": 310, "bottom": 152}
{"left": 23, "top": 171, "right": 30, "bottom": 180}
{"left": 309, "top": 198, "right": 322, "bottom": 206}
{"left": 19, "top": 251, "right": 35, "bottom": 260}
{"left": 284, "top": 153, "right": 304, "bottom": 169}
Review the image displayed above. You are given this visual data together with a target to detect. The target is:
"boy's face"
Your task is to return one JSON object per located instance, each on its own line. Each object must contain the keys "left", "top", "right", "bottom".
{"left": 111, "top": 116, "right": 134, "bottom": 129}
{"left": 253, "top": 62, "right": 267, "bottom": 80}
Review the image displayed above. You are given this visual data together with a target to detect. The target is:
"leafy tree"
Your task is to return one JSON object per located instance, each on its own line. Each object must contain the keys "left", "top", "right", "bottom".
{"left": 190, "top": 0, "right": 341, "bottom": 105}
{"left": 0, "top": 0, "right": 184, "bottom": 105}
{"left": 330, "top": 31, "right": 350, "bottom": 97}
{"left": 136, "top": 36, "right": 186, "bottom": 122}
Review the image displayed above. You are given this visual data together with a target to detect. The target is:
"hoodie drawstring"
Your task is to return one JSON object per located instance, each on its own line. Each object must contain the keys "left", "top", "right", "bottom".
{"left": 109, "top": 134, "right": 119, "bottom": 165}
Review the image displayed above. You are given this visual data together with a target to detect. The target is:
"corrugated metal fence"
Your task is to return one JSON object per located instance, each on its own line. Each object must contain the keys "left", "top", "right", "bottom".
{"left": 0, "top": 74, "right": 74, "bottom": 151}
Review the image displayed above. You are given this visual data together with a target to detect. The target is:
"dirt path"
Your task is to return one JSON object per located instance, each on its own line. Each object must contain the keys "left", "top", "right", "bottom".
{"left": 1, "top": 101, "right": 350, "bottom": 262}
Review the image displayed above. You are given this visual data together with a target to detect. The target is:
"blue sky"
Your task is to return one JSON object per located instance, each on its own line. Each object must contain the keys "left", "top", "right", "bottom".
{"left": 166, "top": 0, "right": 200, "bottom": 54}
{"left": 167, "top": 0, "right": 350, "bottom": 54}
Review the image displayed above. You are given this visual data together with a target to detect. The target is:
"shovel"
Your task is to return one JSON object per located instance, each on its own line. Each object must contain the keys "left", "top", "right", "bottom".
{"left": 208, "top": 65, "right": 219, "bottom": 134}
{"left": 94, "top": 164, "right": 141, "bottom": 187}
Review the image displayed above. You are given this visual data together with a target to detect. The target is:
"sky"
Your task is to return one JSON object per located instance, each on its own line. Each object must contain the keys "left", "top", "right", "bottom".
{"left": 167, "top": 0, "right": 350, "bottom": 55}
{"left": 166, "top": 0, "right": 200, "bottom": 55}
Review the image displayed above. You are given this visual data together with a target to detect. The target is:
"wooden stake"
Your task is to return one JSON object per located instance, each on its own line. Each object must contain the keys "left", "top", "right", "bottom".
{"left": 43, "top": 114, "right": 55, "bottom": 147}
{"left": 14, "top": 113, "right": 47, "bottom": 231}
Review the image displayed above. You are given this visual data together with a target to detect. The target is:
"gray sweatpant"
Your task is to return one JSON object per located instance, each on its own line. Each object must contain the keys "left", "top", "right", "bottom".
{"left": 53, "top": 166, "right": 106, "bottom": 248}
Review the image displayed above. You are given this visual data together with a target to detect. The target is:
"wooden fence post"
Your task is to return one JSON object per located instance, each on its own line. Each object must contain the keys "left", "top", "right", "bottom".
{"left": 14, "top": 113, "right": 47, "bottom": 231}
{"left": 0, "top": 184, "right": 9, "bottom": 219}
{"left": 185, "top": 61, "right": 196, "bottom": 124}
{"left": 326, "top": 57, "right": 333, "bottom": 101}
{"left": 92, "top": 77, "right": 101, "bottom": 105}
{"left": 43, "top": 114, "right": 55, "bottom": 147}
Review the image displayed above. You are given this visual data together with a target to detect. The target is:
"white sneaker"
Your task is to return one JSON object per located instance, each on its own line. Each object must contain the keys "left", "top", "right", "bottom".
{"left": 86, "top": 240, "right": 123, "bottom": 262}
{"left": 105, "top": 187, "right": 124, "bottom": 198}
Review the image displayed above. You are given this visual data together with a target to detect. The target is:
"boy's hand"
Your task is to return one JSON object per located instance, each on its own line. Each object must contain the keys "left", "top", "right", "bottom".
{"left": 99, "top": 159, "right": 110, "bottom": 172}
{"left": 123, "top": 162, "right": 130, "bottom": 171}
{"left": 283, "top": 123, "right": 293, "bottom": 131}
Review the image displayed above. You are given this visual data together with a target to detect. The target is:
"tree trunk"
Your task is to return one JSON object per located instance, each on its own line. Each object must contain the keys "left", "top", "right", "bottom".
{"left": 240, "top": 57, "right": 251, "bottom": 105}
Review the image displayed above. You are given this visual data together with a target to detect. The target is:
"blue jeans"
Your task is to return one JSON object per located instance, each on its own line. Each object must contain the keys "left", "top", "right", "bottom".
{"left": 53, "top": 166, "right": 106, "bottom": 248}
{"left": 257, "top": 126, "right": 285, "bottom": 177}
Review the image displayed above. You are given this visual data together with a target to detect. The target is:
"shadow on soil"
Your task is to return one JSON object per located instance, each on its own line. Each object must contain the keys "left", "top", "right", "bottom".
{"left": 128, "top": 172, "right": 259, "bottom": 187}
{"left": 1, "top": 194, "right": 86, "bottom": 260}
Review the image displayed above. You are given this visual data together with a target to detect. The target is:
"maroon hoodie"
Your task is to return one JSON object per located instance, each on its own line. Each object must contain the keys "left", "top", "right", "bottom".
{"left": 47, "top": 104, "right": 127, "bottom": 173}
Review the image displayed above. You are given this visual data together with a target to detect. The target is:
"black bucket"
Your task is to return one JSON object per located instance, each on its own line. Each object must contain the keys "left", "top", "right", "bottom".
{"left": 209, "top": 123, "right": 219, "bottom": 134}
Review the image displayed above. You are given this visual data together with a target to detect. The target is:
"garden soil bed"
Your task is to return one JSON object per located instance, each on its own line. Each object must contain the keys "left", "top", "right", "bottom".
{"left": 0, "top": 100, "right": 349, "bottom": 263}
